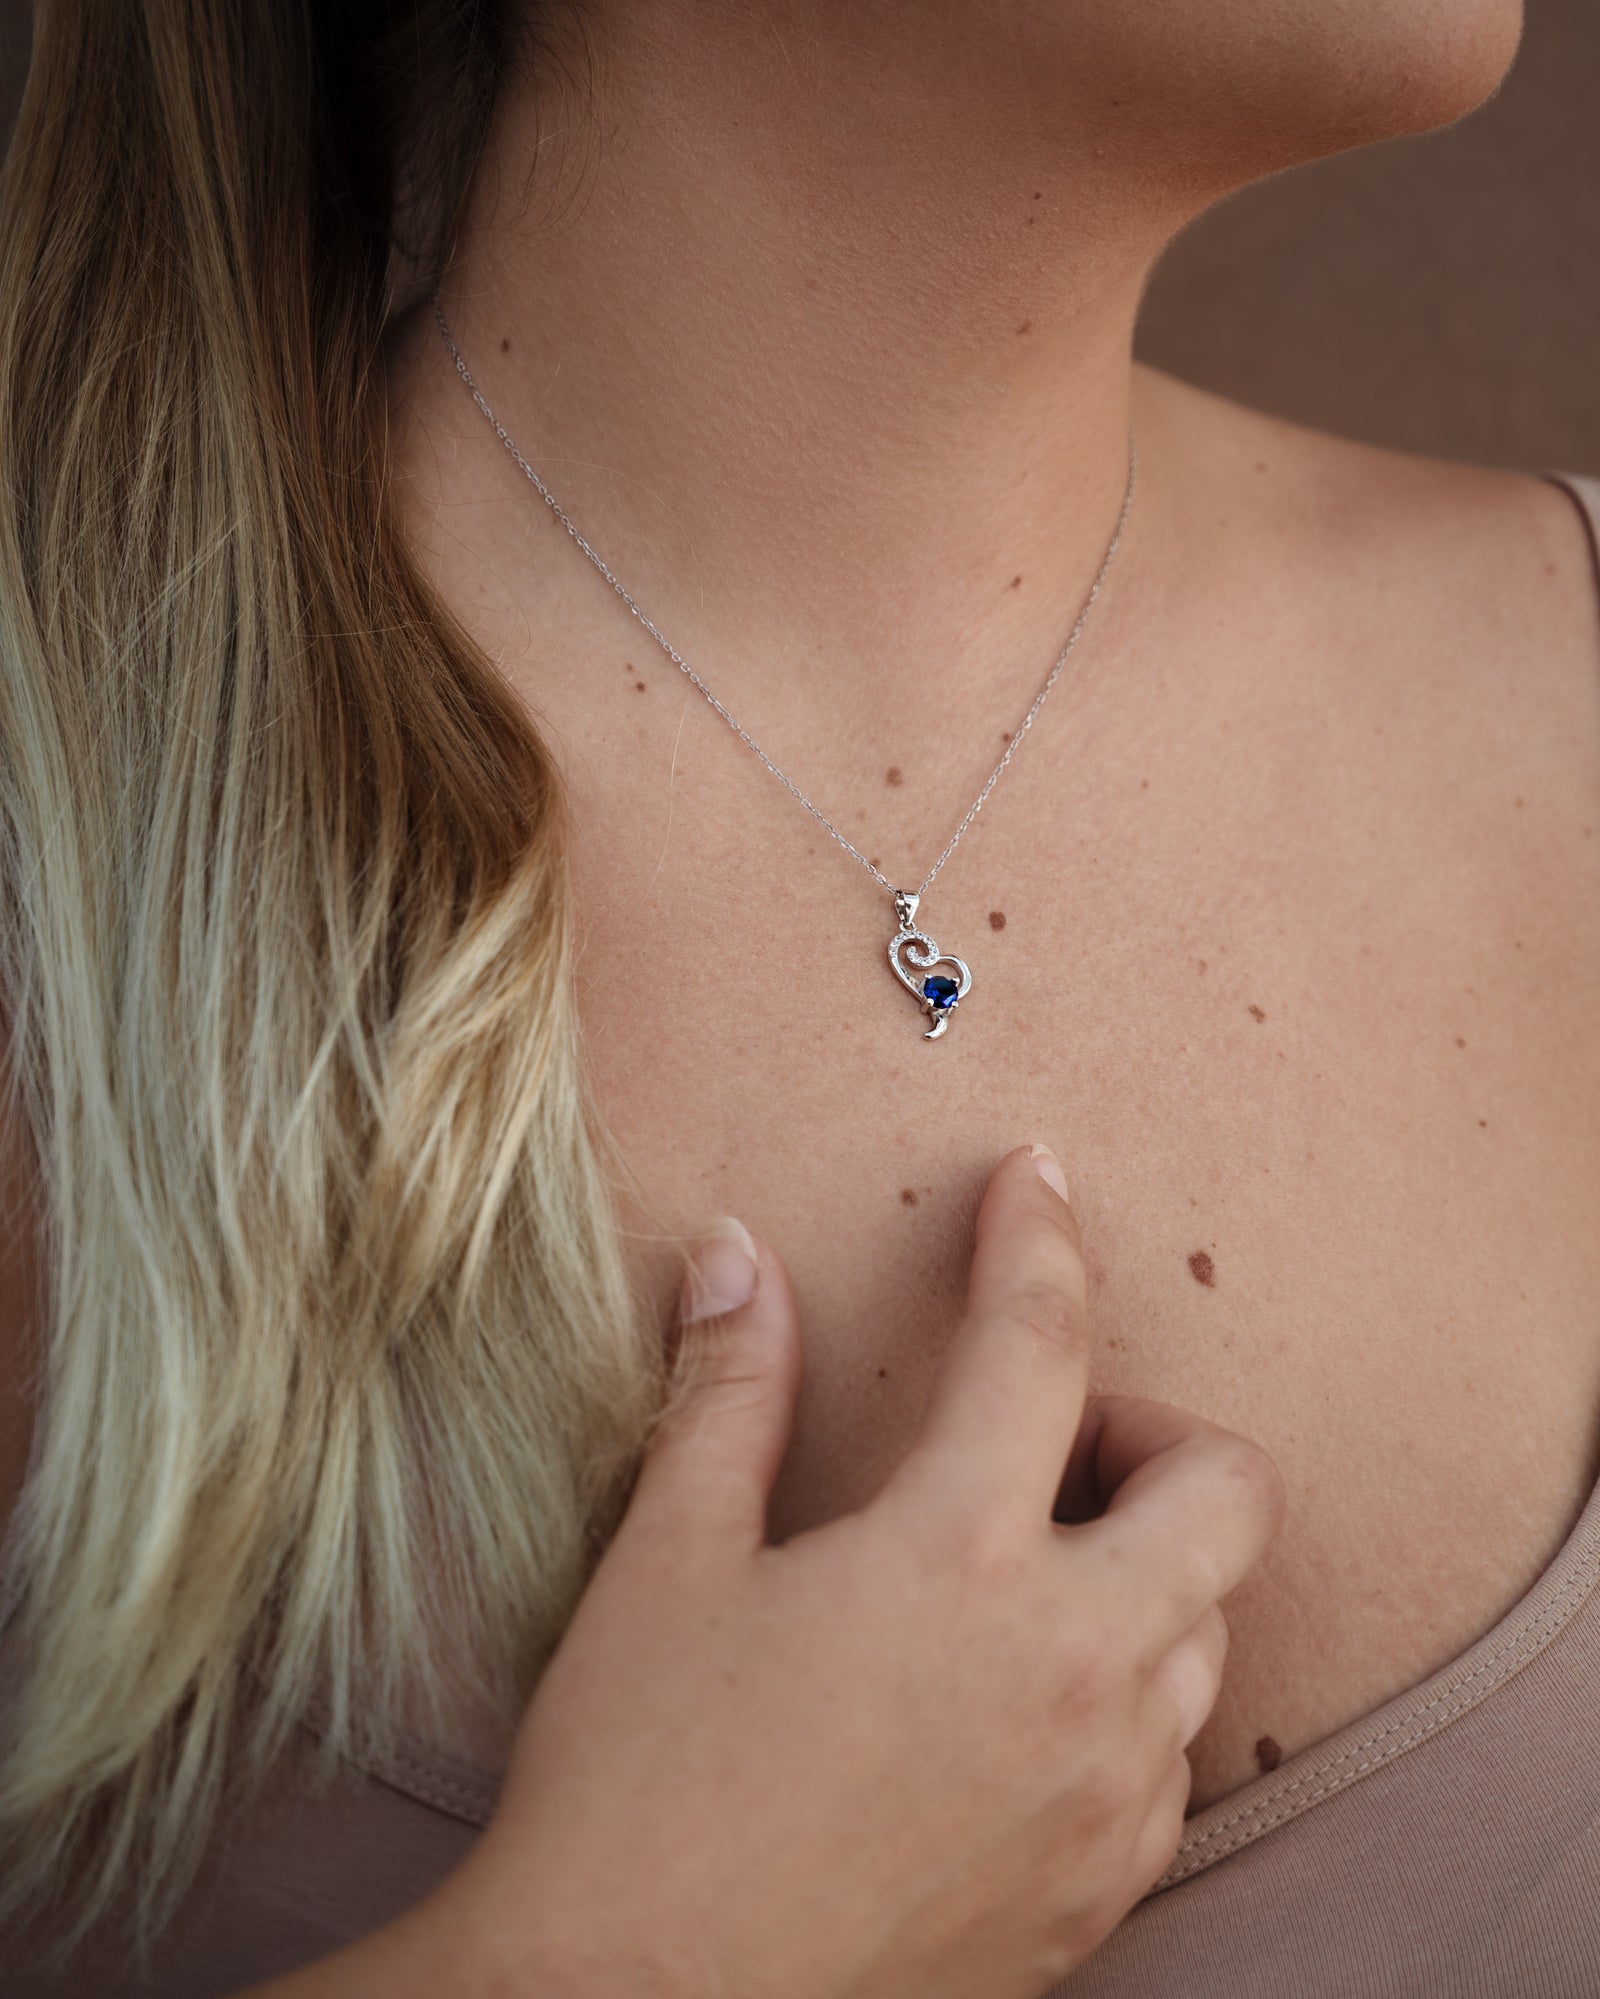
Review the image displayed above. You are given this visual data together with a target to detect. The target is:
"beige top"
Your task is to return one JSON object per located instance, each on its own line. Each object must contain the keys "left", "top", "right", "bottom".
{"left": 8, "top": 470, "right": 1600, "bottom": 1998}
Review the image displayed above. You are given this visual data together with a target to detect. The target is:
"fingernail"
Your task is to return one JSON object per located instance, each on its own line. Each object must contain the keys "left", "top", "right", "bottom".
{"left": 1030, "top": 1144, "right": 1071, "bottom": 1205}
{"left": 678, "top": 1216, "right": 759, "bottom": 1324}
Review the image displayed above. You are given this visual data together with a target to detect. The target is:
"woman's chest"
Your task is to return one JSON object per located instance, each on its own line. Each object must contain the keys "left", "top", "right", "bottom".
{"left": 566, "top": 624, "right": 1600, "bottom": 1815}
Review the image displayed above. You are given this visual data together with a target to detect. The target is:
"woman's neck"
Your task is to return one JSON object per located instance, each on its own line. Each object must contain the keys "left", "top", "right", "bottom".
{"left": 414, "top": 5, "right": 1196, "bottom": 707}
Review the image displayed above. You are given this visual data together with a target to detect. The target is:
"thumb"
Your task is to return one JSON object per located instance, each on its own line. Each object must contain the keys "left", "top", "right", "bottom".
{"left": 626, "top": 1217, "right": 803, "bottom": 1554}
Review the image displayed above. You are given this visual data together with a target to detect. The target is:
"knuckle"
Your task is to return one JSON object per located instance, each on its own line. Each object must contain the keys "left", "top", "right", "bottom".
{"left": 952, "top": 1513, "right": 1034, "bottom": 1593}
{"left": 1152, "top": 1632, "right": 1222, "bottom": 1745}
{"left": 1005, "top": 1282, "right": 1085, "bottom": 1363}
{"left": 1199, "top": 1601, "right": 1231, "bottom": 1659}
{"left": 670, "top": 1357, "right": 779, "bottom": 1430}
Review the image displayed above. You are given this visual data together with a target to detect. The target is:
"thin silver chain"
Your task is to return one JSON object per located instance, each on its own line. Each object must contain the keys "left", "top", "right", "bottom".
{"left": 433, "top": 292, "right": 1136, "bottom": 903}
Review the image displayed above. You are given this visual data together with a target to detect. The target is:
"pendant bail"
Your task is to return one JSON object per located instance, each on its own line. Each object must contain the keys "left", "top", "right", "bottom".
{"left": 893, "top": 889, "right": 920, "bottom": 933}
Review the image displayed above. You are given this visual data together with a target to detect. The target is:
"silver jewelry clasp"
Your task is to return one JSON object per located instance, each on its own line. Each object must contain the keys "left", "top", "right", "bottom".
{"left": 893, "top": 889, "right": 920, "bottom": 933}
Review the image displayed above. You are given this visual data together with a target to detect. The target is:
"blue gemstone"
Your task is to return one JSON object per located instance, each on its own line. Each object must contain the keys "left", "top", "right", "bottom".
{"left": 923, "top": 974, "right": 960, "bottom": 1010}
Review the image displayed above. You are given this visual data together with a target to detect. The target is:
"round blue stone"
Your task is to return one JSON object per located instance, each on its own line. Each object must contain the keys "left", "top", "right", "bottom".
{"left": 923, "top": 974, "right": 960, "bottom": 1011}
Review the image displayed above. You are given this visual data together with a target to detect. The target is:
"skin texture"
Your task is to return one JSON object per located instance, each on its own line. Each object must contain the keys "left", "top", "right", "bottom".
{"left": 2, "top": 0, "right": 1597, "bottom": 1979}
{"left": 382, "top": 0, "right": 1600, "bottom": 1817}
{"left": 245, "top": 1149, "right": 1286, "bottom": 1998}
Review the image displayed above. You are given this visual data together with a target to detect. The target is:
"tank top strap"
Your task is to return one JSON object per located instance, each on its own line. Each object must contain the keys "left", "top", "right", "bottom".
{"left": 1545, "top": 468, "right": 1600, "bottom": 570}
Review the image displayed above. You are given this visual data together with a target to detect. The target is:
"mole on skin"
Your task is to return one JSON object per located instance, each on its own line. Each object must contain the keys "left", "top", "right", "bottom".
{"left": 988, "top": 911, "right": 1006, "bottom": 931}
{"left": 1255, "top": 1734, "right": 1283, "bottom": 1774}
{"left": 1188, "top": 1250, "right": 1216, "bottom": 1287}
{"left": 1248, "top": 1004, "right": 1266, "bottom": 1022}
{"left": 885, "top": 766, "right": 904, "bottom": 788}
{"left": 900, "top": 1188, "right": 918, "bottom": 1207}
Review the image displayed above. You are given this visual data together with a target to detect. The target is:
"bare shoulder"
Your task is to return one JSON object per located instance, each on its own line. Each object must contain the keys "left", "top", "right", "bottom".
{"left": 1133, "top": 365, "right": 1600, "bottom": 849}
{"left": 1134, "top": 360, "right": 1600, "bottom": 669}
{"left": 1130, "top": 361, "right": 1600, "bottom": 1050}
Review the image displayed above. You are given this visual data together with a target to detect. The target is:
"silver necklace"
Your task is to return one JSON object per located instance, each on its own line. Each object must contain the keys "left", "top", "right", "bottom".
{"left": 433, "top": 292, "right": 1136, "bottom": 1042}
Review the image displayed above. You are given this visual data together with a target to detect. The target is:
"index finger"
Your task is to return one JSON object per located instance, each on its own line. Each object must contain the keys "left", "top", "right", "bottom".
{"left": 886, "top": 1144, "right": 1091, "bottom": 1527}
{"left": 1069, "top": 1395, "right": 1288, "bottom": 1658}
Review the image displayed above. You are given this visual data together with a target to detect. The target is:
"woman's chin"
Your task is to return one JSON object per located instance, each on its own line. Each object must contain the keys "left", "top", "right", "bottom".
{"left": 1297, "top": 0, "right": 1526, "bottom": 152}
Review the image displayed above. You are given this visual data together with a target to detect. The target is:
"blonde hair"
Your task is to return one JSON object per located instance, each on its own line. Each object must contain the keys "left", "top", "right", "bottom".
{"left": 0, "top": 0, "right": 666, "bottom": 1953}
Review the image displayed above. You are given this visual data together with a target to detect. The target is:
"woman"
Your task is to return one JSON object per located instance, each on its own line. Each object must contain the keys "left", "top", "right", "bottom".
{"left": 2, "top": 0, "right": 1597, "bottom": 1991}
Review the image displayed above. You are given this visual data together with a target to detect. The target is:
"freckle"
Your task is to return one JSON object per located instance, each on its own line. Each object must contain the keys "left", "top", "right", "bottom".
{"left": 922, "top": 1185, "right": 933, "bottom": 1196}
{"left": 1514, "top": 939, "right": 1523, "bottom": 950}
{"left": 1478, "top": 1117, "right": 1488, "bottom": 1127}
{"left": 1141, "top": 777, "right": 1150, "bottom": 790}
{"left": 1033, "top": 191, "right": 1042, "bottom": 199}
{"left": 1015, "top": 319, "right": 1032, "bottom": 336}
{"left": 1189, "top": 1195, "right": 1198, "bottom": 1206}
{"left": 634, "top": 681, "right": 647, "bottom": 692}
{"left": 900, "top": 1188, "right": 918, "bottom": 1207}
{"left": 500, "top": 337, "right": 511, "bottom": 352}
{"left": 1255, "top": 1735, "right": 1283, "bottom": 1774}
{"left": 877, "top": 1366, "right": 888, "bottom": 1379}
{"left": 885, "top": 766, "right": 904, "bottom": 788}
{"left": 1545, "top": 560, "right": 1558, "bottom": 576}
{"left": 1001, "top": 731, "right": 1012, "bottom": 743}
{"left": 868, "top": 858, "right": 880, "bottom": 869}
{"left": 1026, "top": 215, "right": 1036, "bottom": 226}
{"left": 989, "top": 910, "right": 1007, "bottom": 931}
{"left": 1188, "top": 1250, "right": 1216, "bottom": 1288}
{"left": 1010, "top": 574, "right": 1023, "bottom": 589}
{"left": 1455, "top": 1036, "right": 1466, "bottom": 1048}
{"left": 805, "top": 276, "right": 819, "bottom": 290}
{"left": 1248, "top": 1004, "right": 1266, "bottom": 1022}
{"left": 1514, "top": 797, "right": 1525, "bottom": 808}
{"left": 1197, "top": 959, "right": 1208, "bottom": 975}
{"left": 1222, "top": 1335, "right": 1234, "bottom": 1352}
{"left": 1254, "top": 460, "right": 1268, "bottom": 474}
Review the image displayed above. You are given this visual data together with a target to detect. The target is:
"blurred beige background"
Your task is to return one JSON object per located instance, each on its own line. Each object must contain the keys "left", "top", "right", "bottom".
{"left": 2, "top": 1, "right": 1596, "bottom": 473}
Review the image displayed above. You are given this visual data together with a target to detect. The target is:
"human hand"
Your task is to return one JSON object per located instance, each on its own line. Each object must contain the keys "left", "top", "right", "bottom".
{"left": 419, "top": 1142, "right": 1287, "bottom": 1999}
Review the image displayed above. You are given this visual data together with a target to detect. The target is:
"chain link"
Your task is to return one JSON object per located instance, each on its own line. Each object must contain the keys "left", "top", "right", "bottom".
{"left": 433, "top": 293, "right": 1136, "bottom": 903}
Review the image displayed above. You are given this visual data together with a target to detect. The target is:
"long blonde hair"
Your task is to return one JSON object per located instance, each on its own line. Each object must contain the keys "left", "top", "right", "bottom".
{"left": 0, "top": 0, "right": 664, "bottom": 1952}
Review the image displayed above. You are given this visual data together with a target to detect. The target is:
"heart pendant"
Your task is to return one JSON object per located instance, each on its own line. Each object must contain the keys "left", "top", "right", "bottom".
{"left": 887, "top": 891, "right": 972, "bottom": 1041}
